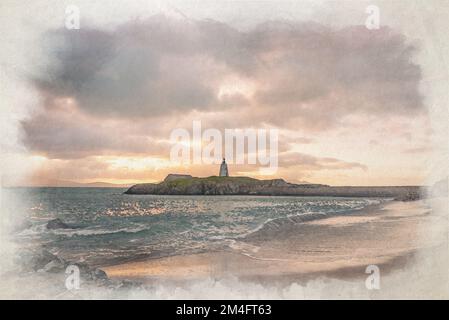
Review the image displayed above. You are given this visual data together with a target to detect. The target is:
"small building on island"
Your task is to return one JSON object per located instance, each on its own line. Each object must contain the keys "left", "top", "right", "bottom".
{"left": 219, "top": 158, "right": 229, "bottom": 177}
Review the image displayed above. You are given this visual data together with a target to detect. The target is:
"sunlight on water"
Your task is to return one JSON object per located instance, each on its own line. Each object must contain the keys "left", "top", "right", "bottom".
{"left": 5, "top": 188, "right": 384, "bottom": 266}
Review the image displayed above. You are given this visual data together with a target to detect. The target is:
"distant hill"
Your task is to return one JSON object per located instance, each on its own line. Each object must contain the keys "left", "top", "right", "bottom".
{"left": 78, "top": 181, "right": 133, "bottom": 188}
{"left": 7, "top": 179, "right": 132, "bottom": 188}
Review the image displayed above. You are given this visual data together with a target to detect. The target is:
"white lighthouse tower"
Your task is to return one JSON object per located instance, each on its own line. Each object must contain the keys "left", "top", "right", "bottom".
{"left": 219, "top": 158, "right": 229, "bottom": 177}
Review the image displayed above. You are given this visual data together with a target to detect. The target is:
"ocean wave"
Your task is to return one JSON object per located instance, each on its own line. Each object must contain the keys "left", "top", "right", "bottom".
{"left": 238, "top": 199, "right": 384, "bottom": 240}
{"left": 17, "top": 222, "right": 152, "bottom": 238}
{"left": 233, "top": 212, "right": 325, "bottom": 240}
{"left": 50, "top": 225, "right": 150, "bottom": 237}
{"left": 16, "top": 224, "right": 47, "bottom": 238}
{"left": 13, "top": 192, "right": 387, "bottom": 267}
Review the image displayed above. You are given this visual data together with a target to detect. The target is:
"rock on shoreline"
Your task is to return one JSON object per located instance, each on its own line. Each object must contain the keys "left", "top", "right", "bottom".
{"left": 46, "top": 218, "right": 72, "bottom": 230}
{"left": 27, "top": 249, "right": 108, "bottom": 281}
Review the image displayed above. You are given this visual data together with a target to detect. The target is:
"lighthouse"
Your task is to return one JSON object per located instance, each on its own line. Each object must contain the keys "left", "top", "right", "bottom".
{"left": 219, "top": 158, "right": 229, "bottom": 177}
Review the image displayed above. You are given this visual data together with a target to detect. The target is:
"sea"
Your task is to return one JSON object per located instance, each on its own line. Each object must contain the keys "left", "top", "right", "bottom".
{"left": 4, "top": 187, "right": 385, "bottom": 267}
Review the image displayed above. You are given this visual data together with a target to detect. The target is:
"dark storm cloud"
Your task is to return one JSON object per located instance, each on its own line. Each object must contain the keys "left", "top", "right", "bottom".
{"left": 35, "top": 17, "right": 220, "bottom": 117}
{"left": 34, "top": 16, "right": 423, "bottom": 119}
{"left": 20, "top": 105, "right": 171, "bottom": 159}
{"left": 23, "top": 15, "right": 424, "bottom": 159}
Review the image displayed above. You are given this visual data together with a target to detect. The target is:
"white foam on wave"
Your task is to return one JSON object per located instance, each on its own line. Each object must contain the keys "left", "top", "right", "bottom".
{"left": 51, "top": 225, "right": 150, "bottom": 237}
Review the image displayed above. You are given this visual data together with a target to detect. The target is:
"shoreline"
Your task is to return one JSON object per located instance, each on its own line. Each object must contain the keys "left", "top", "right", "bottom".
{"left": 102, "top": 199, "right": 433, "bottom": 285}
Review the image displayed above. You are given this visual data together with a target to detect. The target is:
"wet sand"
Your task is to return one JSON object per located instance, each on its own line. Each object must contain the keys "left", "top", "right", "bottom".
{"left": 102, "top": 200, "right": 439, "bottom": 284}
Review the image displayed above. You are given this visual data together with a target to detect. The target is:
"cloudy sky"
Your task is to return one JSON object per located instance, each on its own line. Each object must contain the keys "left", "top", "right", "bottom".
{"left": 2, "top": 0, "right": 448, "bottom": 186}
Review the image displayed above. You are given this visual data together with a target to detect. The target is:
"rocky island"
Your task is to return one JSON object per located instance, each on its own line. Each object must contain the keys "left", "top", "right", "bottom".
{"left": 125, "top": 174, "right": 422, "bottom": 199}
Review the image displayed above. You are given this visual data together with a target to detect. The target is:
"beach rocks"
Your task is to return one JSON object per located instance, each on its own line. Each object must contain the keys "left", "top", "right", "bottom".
{"left": 46, "top": 218, "right": 71, "bottom": 229}
{"left": 64, "top": 262, "right": 109, "bottom": 282}
{"left": 115, "top": 279, "right": 143, "bottom": 290}
{"left": 91, "top": 268, "right": 108, "bottom": 281}
{"left": 30, "top": 249, "right": 65, "bottom": 271}
{"left": 42, "top": 259, "right": 66, "bottom": 273}
{"left": 25, "top": 249, "right": 110, "bottom": 284}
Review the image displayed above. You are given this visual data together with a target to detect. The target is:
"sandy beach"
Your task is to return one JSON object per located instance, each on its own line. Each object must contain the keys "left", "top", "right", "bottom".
{"left": 102, "top": 200, "right": 440, "bottom": 285}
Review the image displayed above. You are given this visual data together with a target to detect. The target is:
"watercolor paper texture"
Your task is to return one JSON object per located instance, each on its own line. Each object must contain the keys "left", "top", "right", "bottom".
{"left": 0, "top": 0, "right": 448, "bottom": 299}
